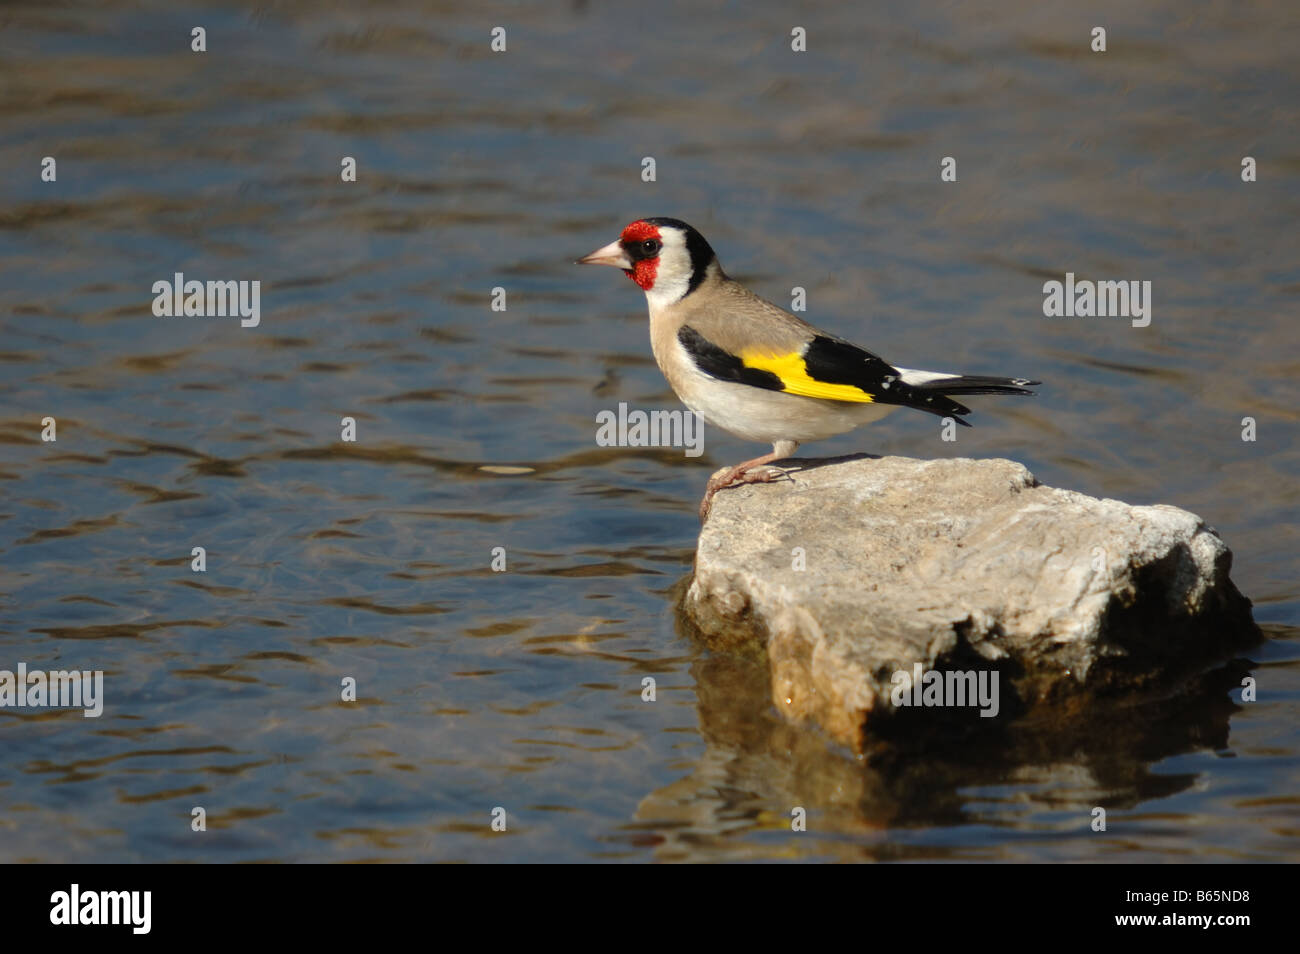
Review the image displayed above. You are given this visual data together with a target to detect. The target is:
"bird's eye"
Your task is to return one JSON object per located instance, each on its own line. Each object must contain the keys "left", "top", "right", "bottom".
{"left": 641, "top": 239, "right": 661, "bottom": 255}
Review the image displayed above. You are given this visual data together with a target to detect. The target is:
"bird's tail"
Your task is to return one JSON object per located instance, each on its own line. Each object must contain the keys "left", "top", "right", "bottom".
{"left": 911, "top": 374, "right": 1040, "bottom": 397}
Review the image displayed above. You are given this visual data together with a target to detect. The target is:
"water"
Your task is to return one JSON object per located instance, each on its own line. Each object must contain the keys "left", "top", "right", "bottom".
{"left": 1, "top": 0, "right": 1297, "bottom": 862}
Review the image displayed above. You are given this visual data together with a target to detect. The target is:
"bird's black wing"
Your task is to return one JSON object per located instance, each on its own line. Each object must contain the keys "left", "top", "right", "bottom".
{"left": 800, "top": 335, "right": 976, "bottom": 424}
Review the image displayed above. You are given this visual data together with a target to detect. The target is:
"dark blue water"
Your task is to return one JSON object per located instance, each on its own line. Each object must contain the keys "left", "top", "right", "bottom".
{"left": 1, "top": 0, "right": 1297, "bottom": 861}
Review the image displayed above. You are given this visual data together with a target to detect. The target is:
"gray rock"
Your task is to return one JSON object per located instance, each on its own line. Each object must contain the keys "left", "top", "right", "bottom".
{"left": 681, "top": 455, "right": 1260, "bottom": 756}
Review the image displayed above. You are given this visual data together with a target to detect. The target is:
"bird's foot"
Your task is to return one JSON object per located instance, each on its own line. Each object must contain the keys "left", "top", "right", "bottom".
{"left": 698, "top": 461, "right": 794, "bottom": 523}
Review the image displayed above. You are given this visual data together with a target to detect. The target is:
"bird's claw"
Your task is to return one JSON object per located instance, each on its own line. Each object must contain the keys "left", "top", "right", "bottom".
{"left": 698, "top": 465, "right": 795, "bottom": 523}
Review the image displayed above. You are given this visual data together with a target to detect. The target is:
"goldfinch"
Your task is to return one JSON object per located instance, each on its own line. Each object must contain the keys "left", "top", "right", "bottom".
{"left": 578, "top": 218, "right": 1039, "bottom": 520}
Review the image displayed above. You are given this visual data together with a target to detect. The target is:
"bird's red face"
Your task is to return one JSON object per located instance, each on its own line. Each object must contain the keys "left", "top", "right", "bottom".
{"left": 577, "top": 219, "right": 664, "bottom": 291}
{"left": 616, "top": 221, "right": 663, "bottom": 290}
{"left": 578, "top": 218, "right": 715, "bottom": 306}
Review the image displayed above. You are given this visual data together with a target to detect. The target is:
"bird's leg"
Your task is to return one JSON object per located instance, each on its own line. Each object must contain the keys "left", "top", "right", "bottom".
{"left": 698, "top": 446, "right": 796, "bottom": 522}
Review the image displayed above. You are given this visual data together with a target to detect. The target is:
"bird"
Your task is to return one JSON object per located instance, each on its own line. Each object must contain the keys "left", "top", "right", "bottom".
{"left": 577, "top": 217, "right": 1040, "bottom": 521}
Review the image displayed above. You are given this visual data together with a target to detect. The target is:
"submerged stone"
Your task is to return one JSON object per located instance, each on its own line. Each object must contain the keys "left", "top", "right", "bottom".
{"left": 681, "top": 455, "right": 1261, "bottom": 755}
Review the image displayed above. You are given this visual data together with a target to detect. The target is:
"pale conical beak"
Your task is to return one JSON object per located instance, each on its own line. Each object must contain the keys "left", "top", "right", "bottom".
{"left": 576, "top": 239, "right": 631, "bottom": 269}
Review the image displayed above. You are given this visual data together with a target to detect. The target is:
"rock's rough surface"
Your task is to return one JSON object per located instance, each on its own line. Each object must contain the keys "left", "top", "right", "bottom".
{"left": 682, "top": 455, "right": 1260, "bottom": 755}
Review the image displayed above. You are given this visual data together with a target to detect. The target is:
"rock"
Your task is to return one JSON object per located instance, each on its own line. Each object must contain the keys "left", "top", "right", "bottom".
{"left": 681, "top": 455, "right": 1261, "bottom": 757}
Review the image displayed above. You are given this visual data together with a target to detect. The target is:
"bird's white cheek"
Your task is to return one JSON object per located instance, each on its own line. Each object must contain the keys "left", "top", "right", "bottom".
{"left": 643, "top": 262, "right": 691, "bottom": 307}
{"left": 644, "top": 282, "right": 683, "bottom": 310}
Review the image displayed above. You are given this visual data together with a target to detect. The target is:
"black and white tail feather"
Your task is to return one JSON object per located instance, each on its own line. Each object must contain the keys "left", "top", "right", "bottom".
{"left": 888, "top": 369, "right": 1039, "bottom": 426}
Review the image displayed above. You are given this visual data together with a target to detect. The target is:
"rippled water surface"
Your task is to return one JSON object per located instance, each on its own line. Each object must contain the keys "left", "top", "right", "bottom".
{"left": 1, "top": 0, "right": 1298, "bottom": 862}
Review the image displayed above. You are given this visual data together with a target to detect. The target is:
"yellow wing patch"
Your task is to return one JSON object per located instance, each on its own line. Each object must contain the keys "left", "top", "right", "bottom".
{"left": 739, "top": 351, "right": 874, "bottom": 403}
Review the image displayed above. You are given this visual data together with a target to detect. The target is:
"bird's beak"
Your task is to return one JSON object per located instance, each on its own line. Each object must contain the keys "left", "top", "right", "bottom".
{"left": 576, "top": 239, "right": 631, "bottom": 269}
